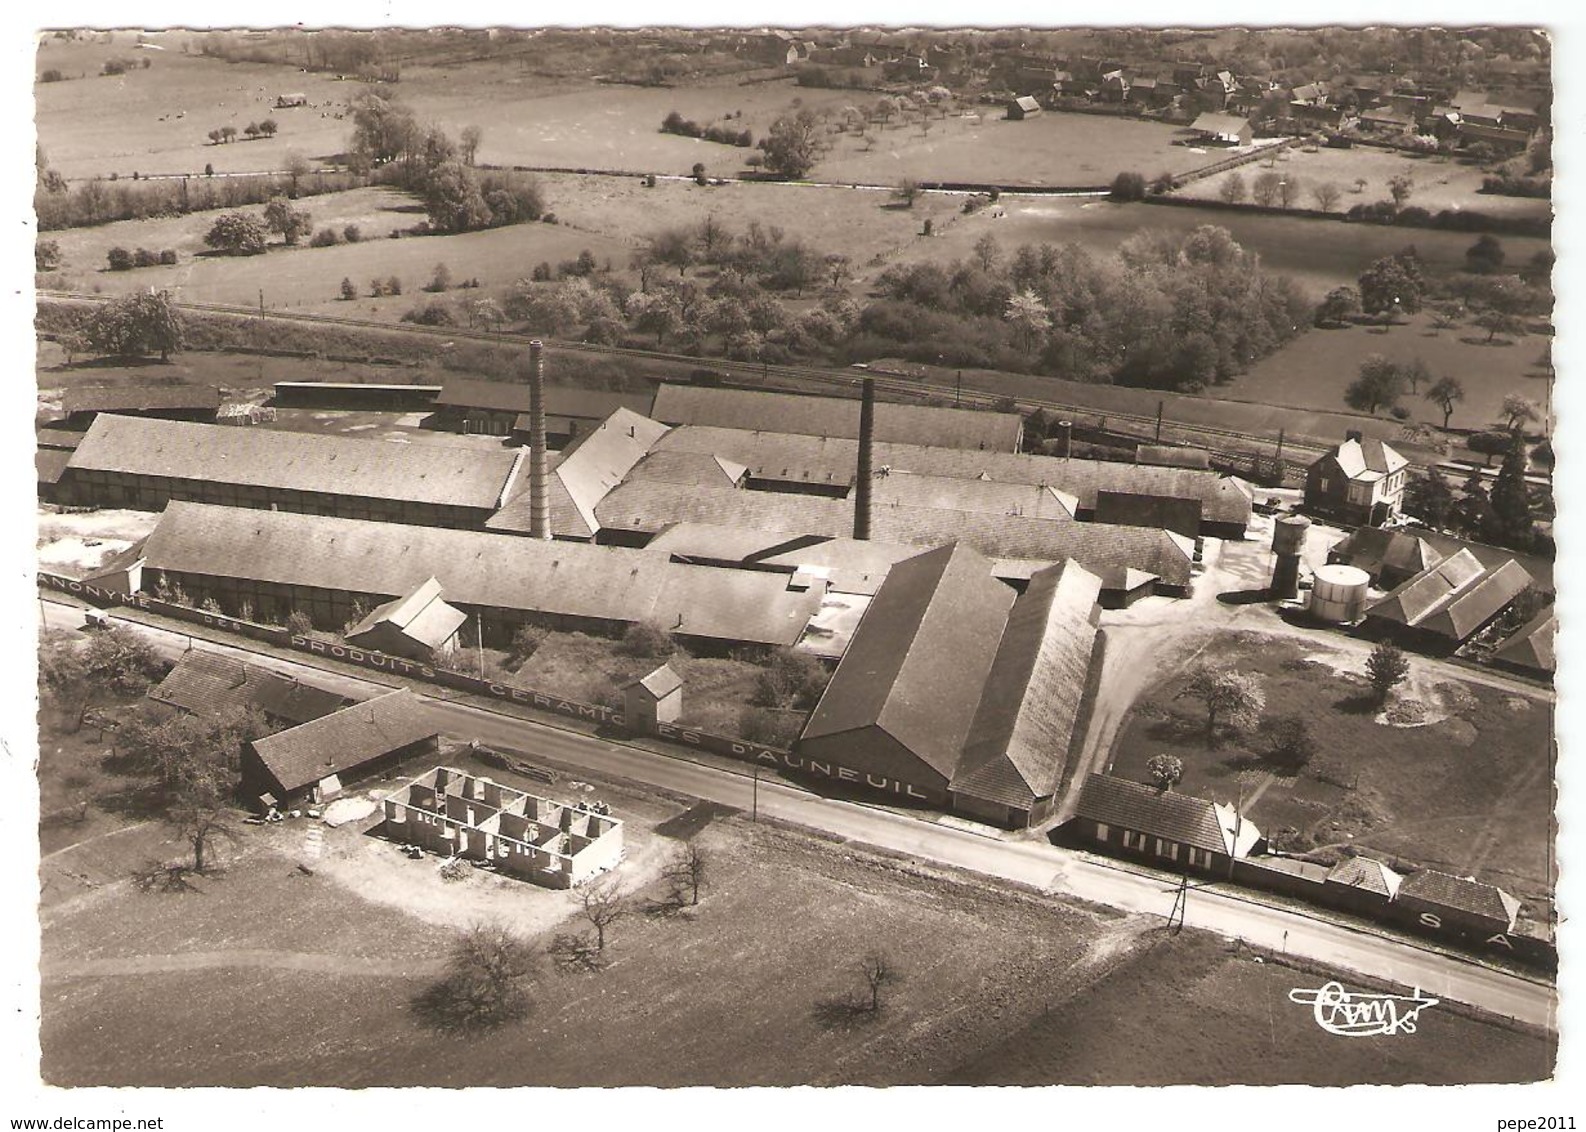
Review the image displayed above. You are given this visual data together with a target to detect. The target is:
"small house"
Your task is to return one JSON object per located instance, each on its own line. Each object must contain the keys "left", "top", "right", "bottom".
{"left": 242, "top": 689, "right": 440, "bottom": 807}
{"left": 1394, "top": 869, "right": 1521, "bottom": 938}
{"left": 623, "top": 664, "right": 683, "bottom": 732}
{"left": 1064, "top": 773, "right": 1265, "bottom": 875}
{"left": 1188, "top": 112, "right": 1252, "bottom": 146}
{"left": 1325, "top": 526, "right": 1443, "bottom": 589}
{"left": 1007, "top": 95, "right": 1043, "bottom": 121}
{"left": 1303, "top": 431, "right": 1408, "bottom": 526}
{"left": 343, "top": 576, "right": 467, "bottom": 663}
{"left": 275, "top": 92, "right": 308, "bottom": 108}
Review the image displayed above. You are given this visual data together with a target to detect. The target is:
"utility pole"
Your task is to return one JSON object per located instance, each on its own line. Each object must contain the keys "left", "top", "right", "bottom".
{"left": 1275, "top": 427, "right": 1285, "bottom": 462}
{"left": 752, "top": 765, "right": 760, "bottom": 822}
{"left": 1169, "top": 869, "right": 1188, "bottom": 933}
{"left": 1155, "top": 399, "right": 1163, "bottom": 443}
{"left": 475, "top": 610, "right": 484, "bottom": 680}
{"left": 955, "top": 369, "right": 962, "bottom": 407}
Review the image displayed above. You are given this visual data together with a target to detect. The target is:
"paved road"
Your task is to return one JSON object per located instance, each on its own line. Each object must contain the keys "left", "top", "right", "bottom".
{"left": 43, "top": 601, "right": 1557, "bottom": 1030}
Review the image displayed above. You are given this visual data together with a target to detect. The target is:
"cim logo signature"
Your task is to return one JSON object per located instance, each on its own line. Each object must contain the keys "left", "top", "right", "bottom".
{"left": 1288, "top": 981, "right": 1439, "bottom": 1037}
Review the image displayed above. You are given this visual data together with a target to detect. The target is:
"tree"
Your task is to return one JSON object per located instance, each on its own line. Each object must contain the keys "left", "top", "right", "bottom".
{"left": 662, "top": 842, "right": 708, "bottom": 907}
{"left": 894, "top": 177, "right": 921, "bottom": 207}
{"left": 1386, "top": 173, "right": 1414, "bottom": 209}
{"left": 39, "top": 632, "right": 94, "bottom": 730}
{"left": 1277, "top": 176, "right": 1302, "bottom": 209}
{"left": 166, "top": 780, "right": 241, "bottom": 874}
{"left": 262, "top": 196, "right": 311, "bottom": 245}
{"left": 1110, "top": 171, "right": 1146, "bottom": 201}
{"left": 1004, "top": 288, "right": 1051, "bottom": 351}
{"left": 1465, "top": 233, "right": 1506, "bottom": 274}
{"left": 1218, "top": 172, "right": 1247, "bottom": 204}
{"left": 1344, "top": 354, "right": 1408, "bottom": 415}
{"left": 116, "top": 702, "right": 268, "bottom": 795}
{"left": 1260, "top": 716, "right": 1315, "bottom": 772}
{"left": 258, "top": 118, "right": 278, "bottom": 138}
{"left": 1467, "top": 430, "right": 1513, "bottom": 467}
{"left": 1310, "top": 180, "right": 1342, "bottom": 211}
{"left": 1425, "top": 376, "right": 1465, "bottom": 430}
{"left": 509, "top": 624, "right": 549, "bottom": 664}
{"left": 83, "top": 290, "right": 185, "bottom": 361}
{"left": 1501, "top": 394, "right": 1541, "bottom": 433}
{"left": 824, "top": 252, "right": 852, "bottom": 289}
{"left": 36, "top": 239, "right": 62, "bottom": 272}
{"left": 858, "top": 952, "right": 901, "bottom": 1014}
{"left": 1453, "top": 467, "right": 1495, "bottom": 538}
{"left": 106, "top": 246, "right": 133, "bottom": 271}
{"left": 971, "top": 232, "right": 1001, "bottom": 273}
{"left": 349, "top": 90, "right": 419, "bottom": 166}
{"left": 753, "top": 647, "right": 827, "bottom": 710}
{"left": 459, "top": 124, "right": 483, "bottom": 166}
{"left": 219, "top": 125, "right": 237, "bottom": 145}
{"left": 1314, "top": 286, "right": 1360, "bottom": 327}
{"left": 1476, "top": 308, "right": 1524, "bottom": 344}
{"left": 1176, "top": 664, "right": 1265, "bottom": 748}
{"left": 649, "top": 227, "right": 696, "bottom": 277}
{"left": 415, "top": 922, "right": 537, "bottom": 1030}
{"left": 577, "top": 875, "right": 629, "bottom": 953}
{"left": 244, "top": 122, "right": 261, "bottom": 141}
{"left": 339, "top": 276, "right": 357, "bottom": 301}
{"left": 1357, "top": 253, "right": 1424, "bottom": 319}
{"left": 427, "top": 262, "right": 453, "bottom": 293}
{"left": 1403, "top": 470, "right": 1455, "bottom": 529}
{"left": 1251, "top": 171, "right": 1283, "bottom": 207}
{"left": 1365, "top": 642, "right": 1410, "bottom": 705}
{"left": 1146, "top": 753, "right": 1184, "bottom": 790}
{"left": 204, "top": 211, "right": 268, "bottom": 256}
{"left": 761, "top": 110, "right": 820, "bottom": 179}
{"left": 423, "top": 160, "right": 491, "bottom": 233}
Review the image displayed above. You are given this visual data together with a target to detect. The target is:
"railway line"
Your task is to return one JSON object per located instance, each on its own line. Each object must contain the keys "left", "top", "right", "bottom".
{"left": 40, "top": 289, "right": 1340, "bottom": 467}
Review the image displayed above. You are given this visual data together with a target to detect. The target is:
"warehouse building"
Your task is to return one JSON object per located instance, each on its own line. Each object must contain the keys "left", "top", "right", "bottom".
{"left": 383, "top": 766, "right": 623, "bottom": 889}
{"left": 1363, "top": 548, "right": 1534, "bottom": 653}
{"left": 136, "top": 501, "right": 825, "bottom": 652}
{"left": 60, "top": 382, "right": 222, "bottom": 429}
{"left": 795, "top": 544, "right": 1105, "bottom": 827}
{"left": 1326, "top": 526, "right": 1443, "bottom": 589}
{"left": 650, "top": 383, "right": 1023, "bottom": 453}
{"left": 61, "top": 416, "right": 524, "bottom": 529}
{"left": 646, "top": 425, "right": 1251, "bottom": 537}
{"left": 1492, "top": 610, "right": 1556, "bottom": 678}
{"left": 151, "top": 650, "right": 353, "bottom": 727}
{"left": 243, "top": 689, "right": 440, "bottom": 808}
{"left": 432, "top": 377, "right": 654, "bottom": 444}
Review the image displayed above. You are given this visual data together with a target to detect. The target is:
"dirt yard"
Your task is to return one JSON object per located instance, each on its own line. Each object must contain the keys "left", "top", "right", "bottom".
{"left": 1109, "top": 629, "right": 1554, "bottom": 907}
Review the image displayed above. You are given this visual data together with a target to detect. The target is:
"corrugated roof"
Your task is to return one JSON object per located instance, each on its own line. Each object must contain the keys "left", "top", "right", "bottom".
{"left": 250, "top": 689, "right": 438, "bottom": 793}
{"left": 1071, "top": 774, "right": 1246, "bottom": 855}
{"left": 62, "top": 383, "right": 221, "bottom": 414}
{"left": 435, "top": 378, "right": 652, "bottom": 420}
{"left": 1324, "top": 855, "right": 1403, "bottom": 898}
{"left": 800, "top": 544, "right": 1015, "bottom": 778}
{"left": 141, "top": 502, "right": 822, "bottom": 648}
{"left": 151, "top": 651, "right": 350, "bottom": 726}
{"left": 1329, "top": 528, "right": 1442, "bottom": 579}
{"left": 1396, "top": 870, "right": 1521, "bottom": 929}
{"left": 951, "top": 560, "right": 1102, "bottom": 807}
{"left": 650, "top": 384, "right": 1023, "bottom": 452}
{"left": 1366, "top": 549, "right": 1533, "bottom": 642}
{"left": 1494, "top": 610, "right": 1555, "bottom": 674}
{"left": 595, "top": 480, "right": 1191, "bottom": 589}
{"left": 653, "top": 426, "right": 1251, "bottom": 525}
{"left": 488, "top": 408, "right": 667, "bottom": 537}
{"left": 37, "top": 448, "right": 71, "bottom": 486}
{"left": 67, "top": 416, "right": 523, "bottom": 511}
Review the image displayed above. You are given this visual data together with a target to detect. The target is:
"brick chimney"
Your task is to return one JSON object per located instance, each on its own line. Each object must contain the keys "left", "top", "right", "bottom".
{"left": 527, "top": 340, "right": 551, "bottom": 541}
{"left": 854, "top": 377, "right": 875, "bottom": 540}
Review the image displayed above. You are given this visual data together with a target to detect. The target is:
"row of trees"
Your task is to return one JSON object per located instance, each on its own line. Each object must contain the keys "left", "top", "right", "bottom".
{"left": 206, "top": 118, "right": 278, "bottom": 145}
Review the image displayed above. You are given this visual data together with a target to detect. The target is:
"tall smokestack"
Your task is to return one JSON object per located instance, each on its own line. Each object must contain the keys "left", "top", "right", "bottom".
{"left": 527, "top": 340, "right": 551, "bottom": 541}
{"left": 854, "top": 378, "right": 875, "bottom": 541}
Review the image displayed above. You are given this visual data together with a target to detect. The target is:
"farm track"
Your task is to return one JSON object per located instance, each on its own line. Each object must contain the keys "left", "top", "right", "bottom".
{"left": 40, "top": 289, "right": 1339, "bottom": 466}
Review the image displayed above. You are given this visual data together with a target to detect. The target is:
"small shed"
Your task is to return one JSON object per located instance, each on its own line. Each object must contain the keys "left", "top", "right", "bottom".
{"left": 1188, "top": 112, "right": 1253, "bottom": 146}
{"left": 1006, "top": 96, "right": 1043, "bottom": 120}
{"left": 275, "top": 92, "right": 308, "bottom": 107}
{"left": 344, "top": 576, "right": 467, "bottom": 662}
{"left": 624, "top": 664, "right": 683, "bottom": 732}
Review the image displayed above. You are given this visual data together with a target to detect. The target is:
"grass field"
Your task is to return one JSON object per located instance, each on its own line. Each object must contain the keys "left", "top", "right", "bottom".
{"left": 1173, "top": 143, "right": 1550, "bottom": 220}
{"left": 1223, "top": 309, "right": 1552, "bottom": 433}
{"left": 1109, "top": 630, "right": 1554, "bottom": 907}
{"left": 948, "top": 928, "right": 1554, "bottom": 1085}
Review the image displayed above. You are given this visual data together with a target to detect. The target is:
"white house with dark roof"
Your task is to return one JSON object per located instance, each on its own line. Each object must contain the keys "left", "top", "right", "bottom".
{"left": 1304, "top": 430, "right": 1409, "bottom": 526}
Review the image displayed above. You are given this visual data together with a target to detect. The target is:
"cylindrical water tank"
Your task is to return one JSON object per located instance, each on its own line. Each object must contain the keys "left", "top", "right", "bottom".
{"left": 1309, "top": 563, "right": 1371, "bottom": 624}
{"left": 1272, "top": 514, "right": 1312, "bottom": 555}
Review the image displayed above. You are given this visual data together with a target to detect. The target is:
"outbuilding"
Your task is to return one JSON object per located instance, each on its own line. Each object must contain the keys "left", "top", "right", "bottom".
{"left": 1006, "top": 95, "right": 1043, "bottom": 120}
{"left": 623, "top": 664, "right": 683, "bottom": 732}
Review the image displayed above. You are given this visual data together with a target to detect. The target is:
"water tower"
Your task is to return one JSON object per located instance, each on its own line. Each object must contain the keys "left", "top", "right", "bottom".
{"left": 1269, "top": 514, "right": 1311, "bottom": 599}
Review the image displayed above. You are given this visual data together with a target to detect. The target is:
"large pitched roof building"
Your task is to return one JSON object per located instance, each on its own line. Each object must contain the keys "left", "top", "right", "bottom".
{"left": 64, "top": 416, "right": 524, "bottom": 529}
{"left": 138, "top": 502, "right": 824, "bottom": 651}
{"left": 1364, "top": 548, "right": 1533, "bottom": 650}
{"left": 243, "top": 689, "right": 440, "bottom": 806}
{"left": 150, "top": 651, "right": 352, "bottom": 727}
{"left": 650, "top": 383, "right": 1024, "bottom": 452}
{"left": 797, "top": 544, "right": 1104, "bottom": 827}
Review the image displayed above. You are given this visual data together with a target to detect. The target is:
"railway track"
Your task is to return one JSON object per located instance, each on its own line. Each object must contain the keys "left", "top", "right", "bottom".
{"left": 35, "top": 288, "right": 1380, "bottom": 469}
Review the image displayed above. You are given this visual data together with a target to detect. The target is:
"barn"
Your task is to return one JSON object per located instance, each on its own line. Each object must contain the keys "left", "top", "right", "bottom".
{"left": 61, "top": 383, "right": 222, "bottom": 429}
{"left": 1006, "top": 95, "right": 1043, "bottom": 120}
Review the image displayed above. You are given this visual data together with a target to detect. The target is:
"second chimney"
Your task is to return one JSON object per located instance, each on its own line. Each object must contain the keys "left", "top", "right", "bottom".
{"left": 527, "top": 340, "right": 551, "bottom": 541}
{"left": 854, "top": 377, "right": 875, "bottom": 541}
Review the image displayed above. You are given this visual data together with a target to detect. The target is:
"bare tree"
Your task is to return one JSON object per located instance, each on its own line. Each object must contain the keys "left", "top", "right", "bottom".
{"left": 663, "top": 842, "right": 709, "bottom": 906}
{"left": 859, "top": 951, "right": 902, "bottom": 1013}
{"left": 414, "top": 922, "right": 538, "bottom": 1030}
{"left": 168, "top": 783, "right": 241, "bottom": 874}
{"left": 1311, "top": 181, "right": 1341, "bottom": 212}
{"left": 578, "top": 875, "right": 629, "bottom": 953}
